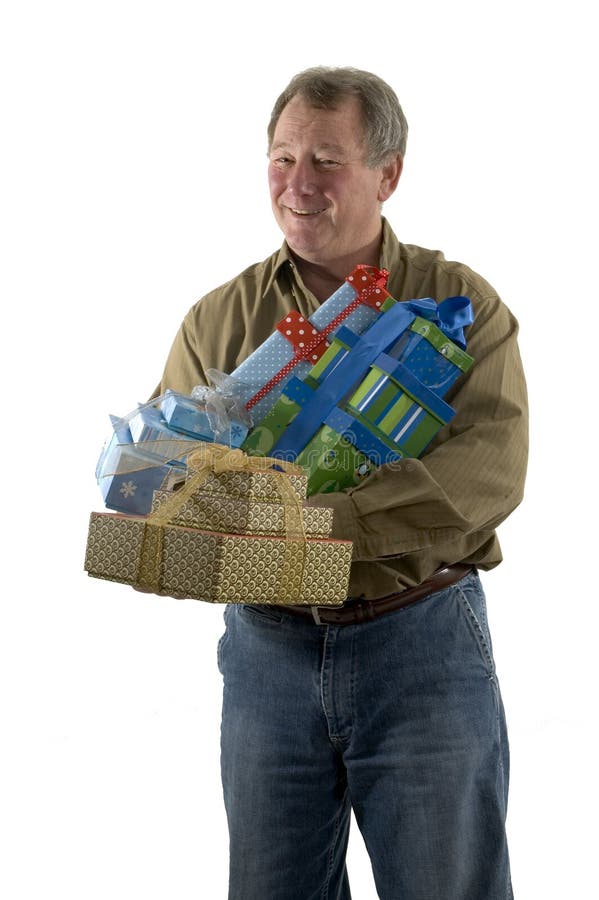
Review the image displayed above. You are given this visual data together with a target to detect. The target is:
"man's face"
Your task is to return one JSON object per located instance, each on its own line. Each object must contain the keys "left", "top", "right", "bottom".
{"left": 268, "top": 95, "right": 397, "bottom": 267}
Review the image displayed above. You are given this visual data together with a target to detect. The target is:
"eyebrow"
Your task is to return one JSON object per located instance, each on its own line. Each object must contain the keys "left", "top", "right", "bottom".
{"left": 270, "top": 141, "right": 347, "bottom": 156}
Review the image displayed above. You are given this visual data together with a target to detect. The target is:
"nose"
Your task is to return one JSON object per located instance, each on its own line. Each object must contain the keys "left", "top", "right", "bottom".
{"left": 284, "top": 159, "right": 318, "bottom": 198}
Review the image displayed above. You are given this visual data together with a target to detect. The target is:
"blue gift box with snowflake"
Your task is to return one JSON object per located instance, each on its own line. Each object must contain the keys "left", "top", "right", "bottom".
{"left": 97, "top": 443, "right": 187, "bottom": 515}
{"left": 95, "top": 415, "right": 132, "bottom": 482}
{"left": 96, "top": 412, "right": 194, "bottom": 515}
{"left": 95, "top": 388, "right": 248, "bottom": 515}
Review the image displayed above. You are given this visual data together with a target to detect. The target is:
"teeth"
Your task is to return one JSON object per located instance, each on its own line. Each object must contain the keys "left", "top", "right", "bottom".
{"left": 291, "top": 208, "right": 324, "bottom": 216}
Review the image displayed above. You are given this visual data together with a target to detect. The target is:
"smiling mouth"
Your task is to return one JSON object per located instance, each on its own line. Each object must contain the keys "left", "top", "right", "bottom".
{"left": 288, "top": 207, "right": 326, "bottom": 216}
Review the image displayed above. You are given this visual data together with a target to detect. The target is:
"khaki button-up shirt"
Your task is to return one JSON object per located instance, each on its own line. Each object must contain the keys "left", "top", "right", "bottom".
{"left": 154, "top": 220, "right": 528, "bottom": 598}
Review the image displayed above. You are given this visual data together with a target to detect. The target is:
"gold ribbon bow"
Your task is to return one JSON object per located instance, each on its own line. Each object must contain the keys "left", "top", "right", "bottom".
{"left": 136, "top": 443, "right": 308, "bottom": 603}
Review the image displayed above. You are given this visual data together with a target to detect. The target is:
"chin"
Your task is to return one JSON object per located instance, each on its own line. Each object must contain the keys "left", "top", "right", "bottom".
{"left": 287, "top": 238, "right": 330, "bottom": 261}
{"left": 285, "top": 226, "right": 332, "bottom": 255}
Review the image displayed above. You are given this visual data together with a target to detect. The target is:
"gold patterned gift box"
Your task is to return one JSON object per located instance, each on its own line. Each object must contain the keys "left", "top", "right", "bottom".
{"left": 151, "top": 488, "right": 333, "bottom": 538}
{"left": 184, "top": 465, "right": 308, "bottom": 501}
{"left": 84, "top": 512, "right": 352, "bottom": 605}
{"left": 153, "top": 459, "right": 334, "bottom": 537}
{"left": 84, "top": 443, "right": 353, "bottom": 606}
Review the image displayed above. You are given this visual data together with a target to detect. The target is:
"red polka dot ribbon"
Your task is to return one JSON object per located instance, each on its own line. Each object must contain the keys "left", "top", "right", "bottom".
{"left": 276, "top": 311, "right": 329, "bottom": 364}
{"left": 246, "top": 265, "right": 390, "bottom": 411}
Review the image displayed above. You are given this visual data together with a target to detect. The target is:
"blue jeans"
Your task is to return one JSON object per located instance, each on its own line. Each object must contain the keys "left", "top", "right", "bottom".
{"left": 217, "top": 571, "right": 512, "bottom": 899}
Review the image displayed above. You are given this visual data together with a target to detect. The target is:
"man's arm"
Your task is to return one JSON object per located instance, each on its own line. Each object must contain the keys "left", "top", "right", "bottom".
{"left": 306, "top": 290, "right": 528, "bottom": 561}
{"left": 153, "top": 273, "right": 528, "bottom": 573}
{"left": 152, "top": 311, "right": 210, "bottom": 399}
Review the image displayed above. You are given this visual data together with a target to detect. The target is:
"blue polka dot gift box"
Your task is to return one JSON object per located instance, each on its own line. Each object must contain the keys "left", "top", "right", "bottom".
{"left": 230, "top": 265, "right": 391, "bottom": 424}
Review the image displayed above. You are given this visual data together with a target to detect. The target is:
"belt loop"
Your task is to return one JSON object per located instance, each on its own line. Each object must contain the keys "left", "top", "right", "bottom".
{"left": 311, "top": 606, "right": 322, "bottom": 625}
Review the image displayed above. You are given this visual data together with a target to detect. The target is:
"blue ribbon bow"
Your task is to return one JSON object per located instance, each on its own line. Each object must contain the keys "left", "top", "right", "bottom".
{"left": 401, "top": 296, "right": 473, "bottom": 349}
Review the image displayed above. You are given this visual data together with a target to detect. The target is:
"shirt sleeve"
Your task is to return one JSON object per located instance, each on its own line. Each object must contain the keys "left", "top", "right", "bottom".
{"left": 306, "top": 290, "right": 529, "bottom": 561}
{"left": 152, "top": 309, "right": 209, "bottom": 398}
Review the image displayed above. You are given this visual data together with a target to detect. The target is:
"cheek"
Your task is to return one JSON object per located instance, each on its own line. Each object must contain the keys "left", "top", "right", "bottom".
{"left": 328, "top": 175, "right": 369, "bottom": 213}
{"left": 345, "top": 179, "right": 383, "bottom": 218}
{"left": 268, "top": 166, "right": 286, "bottom": 200}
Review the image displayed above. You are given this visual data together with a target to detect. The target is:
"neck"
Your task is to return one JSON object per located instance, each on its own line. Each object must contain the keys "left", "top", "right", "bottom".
{"left": 290, "top": 232, "right": 383, "bottom": 302}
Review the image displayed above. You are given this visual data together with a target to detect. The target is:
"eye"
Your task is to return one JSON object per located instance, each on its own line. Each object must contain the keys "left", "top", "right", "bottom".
{"left": 316, "top": 159, "right": 341, "bottom": 169}
{"left": 271, "top": 156, "right": 293, "bottom": 169}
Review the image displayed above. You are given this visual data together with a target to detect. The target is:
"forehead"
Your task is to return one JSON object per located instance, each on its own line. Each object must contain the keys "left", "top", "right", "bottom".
{"left": 271, "top": 95, "right": 367, "bottom": 156}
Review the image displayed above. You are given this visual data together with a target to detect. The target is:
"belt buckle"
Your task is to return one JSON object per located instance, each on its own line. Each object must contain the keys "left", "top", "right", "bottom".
{"left": 310, "top": 606, "right": 323, "bottom": 625}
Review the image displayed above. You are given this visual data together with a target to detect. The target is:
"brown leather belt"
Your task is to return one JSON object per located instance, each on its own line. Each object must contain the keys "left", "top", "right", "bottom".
{"left": 281, "top": 564, "right": 474, "bottom": 626}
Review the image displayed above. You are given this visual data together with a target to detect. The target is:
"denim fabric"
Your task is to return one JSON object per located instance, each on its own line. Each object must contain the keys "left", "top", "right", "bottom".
{"left": 218, "top": 571, "right": 512, "bottom": 900}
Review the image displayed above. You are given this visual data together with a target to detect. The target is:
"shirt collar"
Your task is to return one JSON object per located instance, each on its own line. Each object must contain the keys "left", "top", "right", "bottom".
{"left": 380, "top": 217, "right": 402, "bottom": 274}
{"left": 263, "top": 217, "right": 402, "bottom": 299}
{"left": 261, "top": 243, "right": 295, "bottom": 298}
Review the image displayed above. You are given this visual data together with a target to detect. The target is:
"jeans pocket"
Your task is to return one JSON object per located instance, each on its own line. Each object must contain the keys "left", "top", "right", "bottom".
{"left": 217, "top": 606, "right": 231, "bottom": 674}
{"left": 456, "top": 579, "right": 495, "bottom": 676}
{"left": 239, "top": 604, "right": 284, "bottom": 625}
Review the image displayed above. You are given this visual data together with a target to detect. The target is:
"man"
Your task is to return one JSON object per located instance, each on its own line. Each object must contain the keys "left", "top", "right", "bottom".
{"left": 156, "top": 67, "right": 527, "bottom": 900}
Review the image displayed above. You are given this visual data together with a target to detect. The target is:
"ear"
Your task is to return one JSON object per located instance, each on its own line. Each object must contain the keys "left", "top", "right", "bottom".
{"left": 377, "top": 154, "right": 403, "bottom": 202}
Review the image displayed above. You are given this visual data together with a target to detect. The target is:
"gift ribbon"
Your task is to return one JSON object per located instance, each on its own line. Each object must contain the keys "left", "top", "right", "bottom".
{"left": 353, "top": 353, "right": 456, "bottom": 426}
{"left": 242, "top": 313, "right": 330, "bottom": 413}
{"left": 100, "top": 438, "right": 207, "bottom": 478}
{"left": 135, "top": 444, "right": 309, "bottom": 604}
{"left": 97, "top": 397, "right": 216, "bottom": 483}
{"left": 190, "top": 368, "right": 254, "bottom": 436}
{"left": 392, "top": 295, "right": 473, "bottom": 349}
{"left": 270, "top": 301, "right": 418, "bottom": 461}
{"left": 95, "top": 402, "right": 168, "bottom": 480}
{"left": 276, "top": 311, "right": 329, "bottom": 364}
{"left": 245, "top": 265, "right": 390, "bottom": 411}
{"left": 269, "top": 292, "right": 474, "bottom": 461}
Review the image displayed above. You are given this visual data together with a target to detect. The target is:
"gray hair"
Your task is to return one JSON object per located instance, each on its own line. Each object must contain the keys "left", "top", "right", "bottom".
{"left": 267, "top": 66, "right": 408, "bottom": 167}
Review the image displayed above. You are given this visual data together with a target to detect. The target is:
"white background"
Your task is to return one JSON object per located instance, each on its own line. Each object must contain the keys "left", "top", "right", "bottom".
{"left": 1, "top": 1, "right": 597, "bottom": 897}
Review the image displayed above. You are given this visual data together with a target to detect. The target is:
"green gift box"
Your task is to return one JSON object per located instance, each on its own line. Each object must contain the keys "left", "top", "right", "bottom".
{"left": 295, "top": 407, "right": 403, "bottom": 495}
{"left": 346, "top": 352, "right": 455, "bottom": 458}
{"left": 305, "top": 326, "right": 360, "bottom": 387}
{"left": 243, "top": 378, "right": 315, "bottom": 457}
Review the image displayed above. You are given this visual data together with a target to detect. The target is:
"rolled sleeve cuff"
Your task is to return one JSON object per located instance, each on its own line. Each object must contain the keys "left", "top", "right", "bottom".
{"left": 305, "top": 491, "right": 361, "bottom": 549}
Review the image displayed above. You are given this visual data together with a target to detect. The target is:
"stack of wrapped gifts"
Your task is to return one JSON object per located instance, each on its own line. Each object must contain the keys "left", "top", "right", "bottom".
{"left": 86, "top": 264, "right": 474, "bottom": 605}
{"left": 240, "top": 277, "right": 474, "bottom": 495}
{"left": 86, "top": 446, "right": 353, "bottom": 605}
